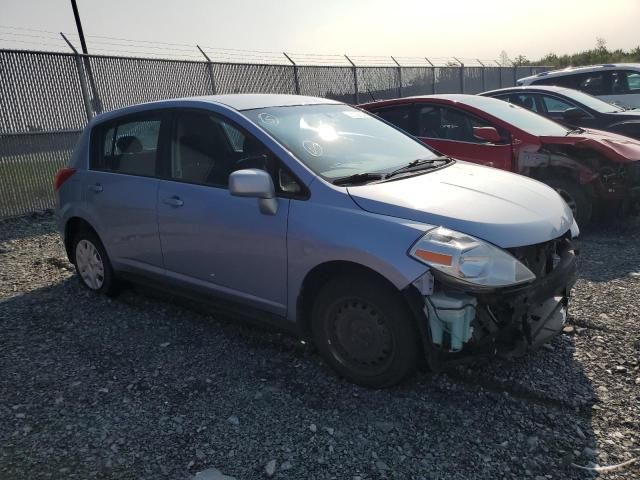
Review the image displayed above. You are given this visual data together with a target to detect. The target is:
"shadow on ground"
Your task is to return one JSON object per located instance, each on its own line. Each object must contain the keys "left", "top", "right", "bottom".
{"left": 0, "top": 274, "right": 602, "bottom": 480}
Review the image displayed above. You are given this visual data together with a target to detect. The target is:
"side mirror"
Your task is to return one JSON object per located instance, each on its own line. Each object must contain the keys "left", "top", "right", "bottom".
{"left": 562, "top": 107, "right": 586, "bottom": 120}
{"left": 473, "top": 126, "right": 502, "bottom": 143}
{"left": 229, "top": 169, "right": 278, "bottom": 215}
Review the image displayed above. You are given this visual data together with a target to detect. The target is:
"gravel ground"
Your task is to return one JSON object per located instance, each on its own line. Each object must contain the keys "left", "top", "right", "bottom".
{"left": 0, "top": 212, "right": 638, "bottom": 480}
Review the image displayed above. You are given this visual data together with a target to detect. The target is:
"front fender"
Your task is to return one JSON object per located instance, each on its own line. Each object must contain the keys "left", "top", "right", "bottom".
{"left": 286, "top": 191, "right": 431, "bottom": 322}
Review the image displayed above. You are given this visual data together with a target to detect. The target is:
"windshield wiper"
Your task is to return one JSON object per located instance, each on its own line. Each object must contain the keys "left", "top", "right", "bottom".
{"left": 384, "top": 156, "right": 450, "bottom": 179}
{"left": 332, "top": 172, "right": 385, "bottom": 186}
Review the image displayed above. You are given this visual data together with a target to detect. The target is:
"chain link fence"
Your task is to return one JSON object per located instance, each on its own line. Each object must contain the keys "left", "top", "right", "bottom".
{"left": 0, "top": 47, "right": 551, "bottom": 219}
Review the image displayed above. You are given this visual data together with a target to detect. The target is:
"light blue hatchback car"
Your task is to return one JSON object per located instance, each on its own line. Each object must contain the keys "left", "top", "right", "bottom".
{"left": 55, "top": 94, "right": 579, "bottom": 387}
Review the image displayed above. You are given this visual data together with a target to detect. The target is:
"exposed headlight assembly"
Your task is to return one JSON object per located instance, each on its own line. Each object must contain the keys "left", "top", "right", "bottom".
{"left": 409, "top": 227, "right": 536, "bottom": 287}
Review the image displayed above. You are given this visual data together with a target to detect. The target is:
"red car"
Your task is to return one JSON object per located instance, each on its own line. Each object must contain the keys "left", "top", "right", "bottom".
{"left": 359, "top": 94, "right": 640, "bottom": 225}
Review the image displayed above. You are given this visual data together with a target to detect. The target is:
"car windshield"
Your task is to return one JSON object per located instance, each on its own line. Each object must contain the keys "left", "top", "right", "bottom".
{"left": 559, "top": 89, "right": 626, "bottom": 113}
{"left": 478, "top": 100, "right": 572, "bottom": 136}
{"left": 242, "top": 104, "right": 440, "bottom": 180}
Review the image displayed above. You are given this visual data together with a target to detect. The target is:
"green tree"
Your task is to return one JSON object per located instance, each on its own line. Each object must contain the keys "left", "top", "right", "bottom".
{"left": 526, "top": 38, "right": 640, "bottom": 67}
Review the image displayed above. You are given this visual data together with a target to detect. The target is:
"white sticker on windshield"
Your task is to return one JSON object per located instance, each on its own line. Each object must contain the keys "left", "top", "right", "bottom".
{"left": 303, "top": 140, "right": 323, "bottom": 157}
{"left": 258, "top": 113, "right": 279, "bottom": 125}
{"left": 343, "top": 110, "right": 368, "bottom": 119}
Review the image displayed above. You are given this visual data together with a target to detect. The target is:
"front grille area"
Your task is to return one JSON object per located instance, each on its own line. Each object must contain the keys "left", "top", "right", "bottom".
{"left": 507, "top": 234, "right": 569, "bottom": 279}
{"left": 627, "top": 162, "right": 640, "bottom": 185}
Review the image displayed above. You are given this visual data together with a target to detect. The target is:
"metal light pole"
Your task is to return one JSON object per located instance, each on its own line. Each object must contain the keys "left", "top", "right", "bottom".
{"left": 70, "top": 0, "right": 88, "bottom": 54}
{"left": 69, "top": 0, "right": 102, "bottom": 114}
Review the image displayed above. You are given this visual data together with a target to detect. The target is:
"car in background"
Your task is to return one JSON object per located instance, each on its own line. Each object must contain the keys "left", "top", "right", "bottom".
{"left": 359, "top": 94, "right": 640, "bottom": 226}
{"left": 517, "top": 64, "right": 640, "bottom": 109}
{"left": 480, "top": 85, "right": 640, "bottom": 140}
{"left": 55, "top": 94, "right": 579, "bottom": 388}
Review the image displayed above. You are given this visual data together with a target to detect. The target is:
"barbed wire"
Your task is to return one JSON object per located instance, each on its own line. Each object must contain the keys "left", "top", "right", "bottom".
{"left": 0, "top": 25, "right": 518, "bottom": 66}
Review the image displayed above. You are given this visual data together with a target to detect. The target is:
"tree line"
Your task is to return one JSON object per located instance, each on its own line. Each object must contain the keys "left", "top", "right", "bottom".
{"left": 506, "top": 38, "right": 640, "bottom": 67}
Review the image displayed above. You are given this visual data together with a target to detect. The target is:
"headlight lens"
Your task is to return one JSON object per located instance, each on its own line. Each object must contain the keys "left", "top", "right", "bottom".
{"left": 409, "top": 227, "right": 536, "bottom": 287}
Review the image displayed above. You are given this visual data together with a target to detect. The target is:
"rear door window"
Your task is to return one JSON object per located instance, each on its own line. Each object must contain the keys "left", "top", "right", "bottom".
{"left": 507, "top": 94, "right": 539, "bottom": 112}
{"left": 535, "top": 71, "right": 612, "bottom": 95}
{"left": 372, "top": 105, "right": 414, "bottom": 134}
{"left": 533, "top": 75, "right": 579, "bottom": 89}
{"left": 577, "top": 72, "right": 609, "bottom": 96}
{"left": 92, "top": 114, "right": 163, "bottom": 177}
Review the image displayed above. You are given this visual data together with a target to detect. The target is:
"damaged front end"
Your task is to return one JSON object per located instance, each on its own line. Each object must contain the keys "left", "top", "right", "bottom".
{"left": 519, "top": 140, "right": 640, "bottom": 210}
{"left": 405, "top": 230, "right": 578, "bottom": 370}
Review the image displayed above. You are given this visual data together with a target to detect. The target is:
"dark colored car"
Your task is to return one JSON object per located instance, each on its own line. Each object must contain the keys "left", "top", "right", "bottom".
{"left": 359, "top": 95, "right": 640, "bottom": 226}
{"left": 480, "top": 85, "right": 640, "bottom": 140}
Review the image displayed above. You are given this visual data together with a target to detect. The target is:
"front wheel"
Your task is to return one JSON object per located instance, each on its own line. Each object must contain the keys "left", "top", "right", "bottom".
{"left": 545, "top": 179, "right": 593, "bottom": 227}
{"left": 311, "top": 274, "right": 420, "bottom": 388}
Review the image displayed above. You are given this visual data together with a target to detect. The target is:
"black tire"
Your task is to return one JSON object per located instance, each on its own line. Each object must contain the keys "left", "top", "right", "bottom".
{"left": 545, "top": 178, "right": 593, "bottom": 227}
{"left": 72, "top": 229, "right": 119, "bottom": 296}
{"left": 311, "top": 274, "right": 420, "bottom": 388}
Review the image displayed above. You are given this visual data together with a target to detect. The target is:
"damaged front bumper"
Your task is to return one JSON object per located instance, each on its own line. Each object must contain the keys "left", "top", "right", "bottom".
{"left": 594, "top": 161, "right": 640, "bottom": 210}
{"left": 404, "top": 238, "right": 578, "bottom": 369}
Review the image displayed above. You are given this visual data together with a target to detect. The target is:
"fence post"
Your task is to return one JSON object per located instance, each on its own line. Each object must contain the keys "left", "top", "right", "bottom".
{"left": 425, "top": 57, "right": 436, "bottom": 94}
{"left": 495, "top": 61, "right": 502, "bottom": 88}
{"left": 60, "top": 32, "right": 93, "bottom": 121}
{"left": 477, "top": 59, "right": 486, "bottom": 92}
{"left": 512, "top": 62, "right": 518, "bottom": 86}
{"left": 391, "top": 56, "right": 402, "bottom": 97}
{"left": 345, "top": 55, "right": 359, "bottom": 104}
{"left": 454, "top": 57, "right": 465, "bottom": 93}
{"left": 283, "top": 52, "right": 300, "bottom": 95}
{"left": 197, "top": 45, "right": 217, "bottom": 95}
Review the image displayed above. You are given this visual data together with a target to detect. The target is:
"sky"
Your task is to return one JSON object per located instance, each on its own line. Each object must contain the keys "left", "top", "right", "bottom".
{"left": 1, "top": 0, "right": 639, "bottom": 64}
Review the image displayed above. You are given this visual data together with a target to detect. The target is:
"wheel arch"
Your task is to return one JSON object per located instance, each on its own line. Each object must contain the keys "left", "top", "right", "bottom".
{"left": 64, "top": 216, "right": 100, "bottom": 262}
{"left": 295, "top": 260, "right": 414, "bottom": 340}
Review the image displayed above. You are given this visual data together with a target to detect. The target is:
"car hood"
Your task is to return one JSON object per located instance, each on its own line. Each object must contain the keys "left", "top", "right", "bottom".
{"left": 540, "top": 128, "right": 640, "bottom": 163}
{"left": 347, "top": 162, "right": 574, "bottom": 248}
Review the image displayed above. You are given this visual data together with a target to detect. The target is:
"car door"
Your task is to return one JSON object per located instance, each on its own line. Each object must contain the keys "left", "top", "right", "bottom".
{"left": 83, "top": 111, "right": 168, "bottom": 271}
{"left": 415, "top": 103, "right": 513, "bottom": 171}
{"left": 156, "top": 108, "right": 291, "bottom": 316}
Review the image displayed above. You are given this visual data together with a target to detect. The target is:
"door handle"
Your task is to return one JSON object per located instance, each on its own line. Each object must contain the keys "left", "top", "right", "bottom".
{"left": 163, "top": 196, "right": 184, "bottom": 207}
{"left": 89, "top": 183, "right": 103, "bottom": 193}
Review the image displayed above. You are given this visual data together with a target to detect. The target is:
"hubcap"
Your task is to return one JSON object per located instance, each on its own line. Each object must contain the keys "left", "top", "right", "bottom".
{"left": 555, "top": 188, "right": 578, "bottom": 217}
{"left": 75, "top": 239, "right": 105, "bottom": 290}
{"left": 326, "top": 299, "right": 393, "bottom": 375}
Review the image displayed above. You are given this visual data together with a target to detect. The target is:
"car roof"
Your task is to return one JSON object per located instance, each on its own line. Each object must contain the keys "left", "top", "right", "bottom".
{"left": 518, "top": 63, "right": 640, "bottom": 83}
{"left": 480, "top": 85, "right": 570, "bottom": 96}
{"left": 360, "top": 94, "right": 507, "bottom": 109}
{"left": 92, "top": 94, "right": 341, "bottom": 123}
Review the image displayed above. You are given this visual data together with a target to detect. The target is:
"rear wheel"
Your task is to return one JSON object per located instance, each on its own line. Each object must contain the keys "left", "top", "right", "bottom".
{"left": 72, "top": 230, "right": 118, "bottom": 296}
{"left": 545, "top": 178, "right": 593, "bottom": 227}
{"left": 311, "top": 274, "right": 420, "bottom": 388}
